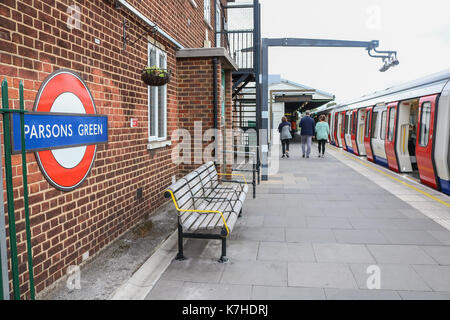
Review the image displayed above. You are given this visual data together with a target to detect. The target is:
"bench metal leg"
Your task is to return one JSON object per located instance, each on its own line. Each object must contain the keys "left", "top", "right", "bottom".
{"left": 218, "top": 237, "right": 228, "bottom": 263}
{"left": 175, "top": 223, "right": 185, "bottom": 261}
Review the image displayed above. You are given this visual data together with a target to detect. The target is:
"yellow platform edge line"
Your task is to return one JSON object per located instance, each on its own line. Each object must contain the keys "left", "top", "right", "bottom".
{"left": 334, "top": 148, "right": 450, "bottom": 208}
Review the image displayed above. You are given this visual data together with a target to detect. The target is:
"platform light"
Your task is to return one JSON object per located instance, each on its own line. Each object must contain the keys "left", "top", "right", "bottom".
{"left": 379, "top": 53, "right": 399, "bottom": 72}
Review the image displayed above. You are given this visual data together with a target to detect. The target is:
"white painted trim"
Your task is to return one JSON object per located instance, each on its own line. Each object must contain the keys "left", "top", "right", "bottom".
{"left": 147, "top": 140, "right": 172, "bottom": 150}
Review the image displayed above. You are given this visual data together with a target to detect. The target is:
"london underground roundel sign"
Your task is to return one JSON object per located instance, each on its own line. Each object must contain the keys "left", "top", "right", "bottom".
{"left": 11, "top": 69, "right": 108, "bottom": 191}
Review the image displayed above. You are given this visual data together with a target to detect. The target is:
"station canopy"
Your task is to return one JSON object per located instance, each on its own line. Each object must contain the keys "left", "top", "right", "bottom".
{"left": 269, "top": 75, "right": 334, "bottom": 115}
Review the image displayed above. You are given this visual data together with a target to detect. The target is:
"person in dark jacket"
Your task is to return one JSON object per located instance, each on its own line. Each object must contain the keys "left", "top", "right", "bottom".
{"left": 278, "top": 116, "right": 292, "bottom": 158}
{"left": 299, "top": 110, "right": 315, "bottom": 158}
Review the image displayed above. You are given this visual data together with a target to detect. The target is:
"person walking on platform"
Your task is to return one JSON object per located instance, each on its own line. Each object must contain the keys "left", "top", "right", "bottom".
{"left": 315, "top": 114, "right": 330, "bottom": 158}
{"left": 299, "top": 111, "right": 315, "bottom": 158}
{"left": 278, "top": 116, "right": 292, "bottom": 158}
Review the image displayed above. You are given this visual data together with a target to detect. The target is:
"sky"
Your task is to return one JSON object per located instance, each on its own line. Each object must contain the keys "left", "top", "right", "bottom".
{"left": 257, "top": 0, "right": 450, "bottom": 104}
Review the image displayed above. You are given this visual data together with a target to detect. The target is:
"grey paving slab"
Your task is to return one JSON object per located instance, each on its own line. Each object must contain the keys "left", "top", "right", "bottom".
{"left": 412, "top": 265, "right": 450, "bottom": 291}
{"left": 333, "top": 229, "right": 390, "bottom": 244}
{"left": 263, "top": 215, "right": 307, "bottom": 228}
{"left": 325, "top": 288, "right": 401, "bottom": 300}
{"left": 220, "top": 261, "right": 287, "bottom": 286}
{"left": 237, "top": 227, "right": 285, "bottom": 242}
{"left": 349, "top": 217, "right": 401, "bottom": 230}
{"left": 379, "top": 229, "right": 444, "bottom": 245}
{"left": 257, "top": 242, "right": 316, "bottom": 262}
{"left": 324, "top": 208, "right": 365, "bottom": 218}
{"left": 160, "top": 258, "right": 225, "bottom": 283}
{"left": 420, "top": 246, "right": 450, "bottom": 265}
{"left": 398, "top": 290, "right": 450, "bottom": 300}
{"left": 145, "top": 280, "right": 184, "bottom": 300}
{"left": 306, "top": 217, "right": 353, "bottom": 229}
{"left": 360, "top": 208, "right": 408, "bottom": 219}
{"left": 349, "top": 264, "right": 432, "bottom": 291}
{"left": 427, "top": 231, "right": 450, "bottom": 245}
{"left": 176, "top": 282, "right": 253, "bottom": 300}
{"left": 237, "top": 215, "right": 264, "bottom": 228}
{"left": 288, "top": 262, "right": 358, "bottom": 289}
{"left": 392, "top": 218, "right": 448, "bottom": 231}
{"left": 251, "top": 285, "right": 326, "bottom": 300}
{"left": 287, "top": 207, "right": 325, "bottom": 217}
{"left": 286, "top": 228, "right": 336, "bottom": 243}
{"left": 367, "top": 245, "right": 437, "bottom": 265}
{"left": 313, "top": 244, "right": 375, "bottom": 264}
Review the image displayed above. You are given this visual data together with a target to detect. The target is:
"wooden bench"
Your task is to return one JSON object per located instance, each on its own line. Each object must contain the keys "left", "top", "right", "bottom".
{"left": 164, "top": 161, "right": 248, "bottom": 263}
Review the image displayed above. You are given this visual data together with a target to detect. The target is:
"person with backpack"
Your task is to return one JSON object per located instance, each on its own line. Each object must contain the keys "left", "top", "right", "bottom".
{"left": 315, "top": 114, "right": 330, "bottom": 158}
{"left": 278, "top": 116, "right": 292, "bottom": 158}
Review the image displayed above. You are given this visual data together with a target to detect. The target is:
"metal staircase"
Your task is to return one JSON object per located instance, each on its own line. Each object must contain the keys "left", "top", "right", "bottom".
{"left": 221, "top": 0, "right": 261, "bottom": 179}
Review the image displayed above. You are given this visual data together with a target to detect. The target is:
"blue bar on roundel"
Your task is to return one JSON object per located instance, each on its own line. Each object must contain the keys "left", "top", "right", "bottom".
{"left": 11, "top": 112, "right": 108, "bottom": 153}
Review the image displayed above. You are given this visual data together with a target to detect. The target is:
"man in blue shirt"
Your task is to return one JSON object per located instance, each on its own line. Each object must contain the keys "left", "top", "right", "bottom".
{"left": 299, "top": 110, "right": 315, "bottom": 158}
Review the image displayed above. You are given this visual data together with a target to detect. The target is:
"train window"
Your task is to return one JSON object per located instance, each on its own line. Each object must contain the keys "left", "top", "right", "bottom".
{"left": 371, "top": 112, "right": 378, "bottom": 139}
{"left": 352, "top": 113, "right": 356, "bottom": 135}
{"left": 388, "top": 108, "right": 396, "bottom": 141}
{"left": 419, "top": 102, "right": 431, "bottom": 146}
{"left": 365, "top": 111, "right": 370, "bottom": 138}
{"left": 345, "top": 114, "right": 350, "bottom": 134}
{"left": 380, "top": 111, "right": 387, "bottom": 140}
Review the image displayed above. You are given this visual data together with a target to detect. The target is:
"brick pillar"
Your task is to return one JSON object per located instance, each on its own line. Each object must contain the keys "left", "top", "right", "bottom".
{"left": 176, "top": 57, "right": 220, "bottom": 175}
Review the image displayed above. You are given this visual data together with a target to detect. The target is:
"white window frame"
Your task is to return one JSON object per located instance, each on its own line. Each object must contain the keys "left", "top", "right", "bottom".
{"left": 204, "top": 0, "right": 211, "bottom": 25}
{"left": 215, "top": 1, "right": 221, "bottom": 47}
{"left": 148, "top": 43, "right": 167, "bottom": 142}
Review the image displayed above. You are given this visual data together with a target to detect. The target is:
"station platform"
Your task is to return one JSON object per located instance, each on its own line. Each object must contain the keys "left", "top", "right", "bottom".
{"left": 121, "top": 142, "right": 450, "bottom": 300}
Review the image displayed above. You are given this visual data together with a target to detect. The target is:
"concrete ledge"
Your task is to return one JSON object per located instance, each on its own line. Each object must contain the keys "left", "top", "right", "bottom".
{"left": 176, "top": 47, "right": 238, "bottom": 71}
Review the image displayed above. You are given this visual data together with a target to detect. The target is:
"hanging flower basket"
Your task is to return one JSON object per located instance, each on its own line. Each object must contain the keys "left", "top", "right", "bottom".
{"left": 141, "top": 66, "right": 171, "bottom": 86}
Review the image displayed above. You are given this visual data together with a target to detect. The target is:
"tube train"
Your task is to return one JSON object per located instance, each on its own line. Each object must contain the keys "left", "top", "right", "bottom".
{"left": 324, "top": 69, "right": 450, "bottom": 195}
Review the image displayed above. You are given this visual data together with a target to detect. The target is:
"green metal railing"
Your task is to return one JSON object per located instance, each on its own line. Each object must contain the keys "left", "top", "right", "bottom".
{"left": 1, "top": 78, "right": 35, "bottom": 300}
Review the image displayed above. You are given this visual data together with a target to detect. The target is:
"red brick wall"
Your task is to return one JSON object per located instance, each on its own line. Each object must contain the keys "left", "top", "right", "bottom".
{"left": 0, "top": 0, "right": 229, "bottom": 299}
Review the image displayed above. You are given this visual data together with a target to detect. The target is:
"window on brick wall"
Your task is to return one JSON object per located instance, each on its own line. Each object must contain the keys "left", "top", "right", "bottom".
{"left": 148, "top": 43, "right": 167, "bottom": 141}
{"left": 215, "top": 1, "right": 221, "bottom": 46}
{"left": 204, "top": 0, "right": 211, "bottom": 25}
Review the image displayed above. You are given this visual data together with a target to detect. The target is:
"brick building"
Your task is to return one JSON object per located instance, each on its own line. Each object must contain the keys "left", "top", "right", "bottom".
{"left": 0, "top": 0, "right": 240, "bottom": 299}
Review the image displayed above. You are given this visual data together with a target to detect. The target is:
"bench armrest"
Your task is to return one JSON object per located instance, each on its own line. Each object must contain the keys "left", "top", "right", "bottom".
{"left": 217, "top": 173, "right": 247, "bottom": 184}
{"left": 164, "top": 189, "right": 231, "bottom": 236}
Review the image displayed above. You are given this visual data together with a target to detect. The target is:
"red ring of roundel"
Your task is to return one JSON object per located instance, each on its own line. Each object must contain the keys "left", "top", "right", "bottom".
{"left": 34, "top": 70, "right": 97, "bottom": 191}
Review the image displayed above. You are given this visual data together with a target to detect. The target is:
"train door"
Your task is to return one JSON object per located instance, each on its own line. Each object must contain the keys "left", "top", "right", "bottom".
{"left": 344, "top": 111, "right": 352, "bottom": 152}
{"left": 356, "top": 109, "right": 366, "bottom": 156}
{"left": 416, "top": 94, "right": 439, "bottom": 189}
{"left": 350, "top": 109, "right": 359, "bottom": 155}
{"left": 334, "top": 112, "right": 339, "bottom": 146}
{"left": 340, "top": 111, "right": 347, "bottom": 149}
{"left": 385, "top": 102, "right": 400, "bottom": 172}
{"left": 434, "top": 81, "right": 450, "bottom": 195}
{"left": 371, "top": 105, "right": 388, "bottom": 167}
{"left": 364, "top": 106, "right": 375, "bottom": 162}
{"left": 396, "top": 100, "right": 417, "bottom": 173}
{"left": 327, "top": 114, "right": 332, "bottom": 142}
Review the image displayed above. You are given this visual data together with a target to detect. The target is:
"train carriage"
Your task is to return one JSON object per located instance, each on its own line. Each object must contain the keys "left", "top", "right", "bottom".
{"left": 327, "top": 69, "right": 450, "bottom": 195}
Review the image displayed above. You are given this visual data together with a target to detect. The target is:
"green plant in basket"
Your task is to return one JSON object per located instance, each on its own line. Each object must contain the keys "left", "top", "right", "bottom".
{"left": 141, "top": 65, "right": 171, "bottom": 86}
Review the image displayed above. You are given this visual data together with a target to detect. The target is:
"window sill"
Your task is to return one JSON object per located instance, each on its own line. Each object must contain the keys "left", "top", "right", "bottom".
{"left": 147, "top": 140, "right": 172, "bottom": 150}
